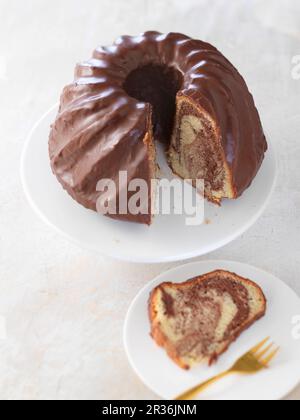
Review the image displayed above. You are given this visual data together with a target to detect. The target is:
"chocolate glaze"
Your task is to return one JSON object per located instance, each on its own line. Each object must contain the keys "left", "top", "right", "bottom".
{"left": 49, "top": 32, "right": 267, "bottom": 223}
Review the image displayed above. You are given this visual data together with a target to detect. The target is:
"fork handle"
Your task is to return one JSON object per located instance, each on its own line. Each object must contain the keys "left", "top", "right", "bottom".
{"left": 175, "top": 370, "right": 232, "bottom": 400}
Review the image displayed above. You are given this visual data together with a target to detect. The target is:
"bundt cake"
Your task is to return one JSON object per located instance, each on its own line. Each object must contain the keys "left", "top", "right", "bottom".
{"left": 149, "top": 270, "right": 266, "bottom": 369}
{"left": 49, "top": 31, "right": 267, "bottom": 225}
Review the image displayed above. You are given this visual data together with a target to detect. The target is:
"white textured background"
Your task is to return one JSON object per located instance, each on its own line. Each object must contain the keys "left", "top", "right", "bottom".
{"left": 0, "top": 0, "right": 300, "bottom": 400}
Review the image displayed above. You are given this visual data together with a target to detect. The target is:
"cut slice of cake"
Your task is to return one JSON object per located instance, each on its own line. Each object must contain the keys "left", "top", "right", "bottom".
{"left": 149, "top": 270, "right": 267, "bottom": 369}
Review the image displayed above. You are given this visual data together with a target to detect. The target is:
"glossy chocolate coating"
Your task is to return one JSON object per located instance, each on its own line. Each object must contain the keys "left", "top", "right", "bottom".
{"left": 49, "top": 31, "right": 267, "bottom": 223}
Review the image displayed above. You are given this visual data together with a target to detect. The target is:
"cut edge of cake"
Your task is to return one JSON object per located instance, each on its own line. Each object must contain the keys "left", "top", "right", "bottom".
{"left": 143, "top": 108, "right": 158, "bottom": 225}
{"left": 148, "top": 93, "right": 237, "bottom": 223}
{"left": 168, "top": 95, "right": 237, "bottom": 205}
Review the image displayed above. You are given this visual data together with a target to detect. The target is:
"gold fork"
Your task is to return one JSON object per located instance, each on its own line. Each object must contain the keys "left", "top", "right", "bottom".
{"left": 175, "top": 338, "right": 279, "bottom": 400}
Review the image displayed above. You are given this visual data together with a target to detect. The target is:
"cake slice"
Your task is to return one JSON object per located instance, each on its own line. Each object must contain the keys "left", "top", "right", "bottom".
{"left": 149, "top": 270, "right": 266, "bottom": 369}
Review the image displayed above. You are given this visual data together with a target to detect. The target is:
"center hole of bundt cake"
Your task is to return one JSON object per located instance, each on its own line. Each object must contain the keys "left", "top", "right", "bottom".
{"left": 123, "top": 64, "right": 183, "bottom": 144}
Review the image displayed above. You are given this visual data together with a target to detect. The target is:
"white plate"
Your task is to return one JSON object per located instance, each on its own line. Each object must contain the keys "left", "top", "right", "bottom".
{"left": 21, "top": 105, "right": 277, "bottom": 263}
{"left": 124, "top": 261, "right": 300, "bottom": 400}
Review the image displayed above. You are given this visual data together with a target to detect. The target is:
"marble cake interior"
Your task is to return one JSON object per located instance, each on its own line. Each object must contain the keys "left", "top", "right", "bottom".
{"left": 152, "top": 272, "right": 265, "bottom": 368}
